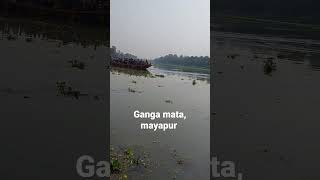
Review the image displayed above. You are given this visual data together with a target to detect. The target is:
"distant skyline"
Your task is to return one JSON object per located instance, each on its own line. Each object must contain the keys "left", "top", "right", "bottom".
{"left": 111, "top": 0, "right": 210, "bottom": 59}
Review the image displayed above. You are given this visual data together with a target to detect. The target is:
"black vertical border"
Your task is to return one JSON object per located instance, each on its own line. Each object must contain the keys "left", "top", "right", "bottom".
{"left": 210, "top": 0, "right": 215, "bottom": 179}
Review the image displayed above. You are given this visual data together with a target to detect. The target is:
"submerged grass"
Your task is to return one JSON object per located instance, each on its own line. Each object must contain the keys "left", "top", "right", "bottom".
{"left": 110, "top": 146, "right": 151, "bottom": 180}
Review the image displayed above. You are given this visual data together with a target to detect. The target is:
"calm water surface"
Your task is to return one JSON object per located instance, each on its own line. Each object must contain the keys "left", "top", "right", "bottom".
{"left": 0, "top": 18, "right": 108, "bottom": 179}
{"left": 213, "top": 31, "right": 320, "bottom": 180}
{"left": 111, "top": 67, "right": 210, "bottom": 180}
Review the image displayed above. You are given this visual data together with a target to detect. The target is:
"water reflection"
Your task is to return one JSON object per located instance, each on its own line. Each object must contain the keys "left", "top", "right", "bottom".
{"left": 212, "top": 31, "right": 320, "bottom": 180}
{"left": 111, "top": 66, "right": 210, "bottom": 180}
{"left": 213, "top": 31, "right": 320, "bottom": 73}
{"left": 0, "top": 15, "right": 108, "bottom": 180}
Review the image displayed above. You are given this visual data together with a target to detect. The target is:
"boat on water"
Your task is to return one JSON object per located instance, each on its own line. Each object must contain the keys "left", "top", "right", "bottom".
{"left": 111, "top": 58, "right": 152, "bottom": 70}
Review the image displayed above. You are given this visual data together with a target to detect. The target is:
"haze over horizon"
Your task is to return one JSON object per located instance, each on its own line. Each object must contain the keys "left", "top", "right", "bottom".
{"left": 111, "top": 0, "right": 210, "bottom": 59}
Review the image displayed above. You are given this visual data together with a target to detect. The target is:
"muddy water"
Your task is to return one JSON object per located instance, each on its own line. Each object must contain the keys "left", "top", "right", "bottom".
{"left": 0, "top": 18, "right": 108, "bottom": 179}
{"left": 213, "top": 31, "right": 320, "bottom": 180}
{"left": 110, "top": 67, "right": 210, "bottom": 180}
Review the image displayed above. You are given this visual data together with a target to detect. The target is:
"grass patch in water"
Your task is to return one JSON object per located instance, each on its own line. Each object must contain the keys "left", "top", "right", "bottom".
{"left": 110, "top": 146, "right": 151, "bottom": 180}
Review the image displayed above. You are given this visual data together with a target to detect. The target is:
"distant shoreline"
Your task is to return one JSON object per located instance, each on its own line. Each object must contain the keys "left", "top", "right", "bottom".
{"left": 152, "top": 62, "right": 209, "bottom": 74}
{"left": 214, "top": 15, "right": 320, "bottom": 40}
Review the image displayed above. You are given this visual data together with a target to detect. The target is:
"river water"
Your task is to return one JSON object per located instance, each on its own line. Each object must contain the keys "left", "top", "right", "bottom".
{"left": 3, "top": 15, "right": 320, "bottom": 180}
{"left": 110, "top": 67, "right": 210, "bottom": 179}
{"left": 0, "top": 17, "right": 109, "bottom": 179}
{"left": 213, "top": 31, "right": 320, "bottom": 180}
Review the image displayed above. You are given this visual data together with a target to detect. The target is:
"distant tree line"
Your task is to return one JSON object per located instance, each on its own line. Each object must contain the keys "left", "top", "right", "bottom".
{"left": 153, "top": 54, "right": 209, "bottom": 69}
{"left": 214, "top": 0, "right": 320, "bottom": 24}
{"left": 110, "top": 46, "right": 137, "bottom": 59}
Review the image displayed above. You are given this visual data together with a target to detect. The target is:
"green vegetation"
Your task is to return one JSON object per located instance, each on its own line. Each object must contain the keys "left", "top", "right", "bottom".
{"left": 110, "top": 146, "right": 150, "bottom": 180}
{"left": 153, "top": 54, "right": 209, "bottom": 74}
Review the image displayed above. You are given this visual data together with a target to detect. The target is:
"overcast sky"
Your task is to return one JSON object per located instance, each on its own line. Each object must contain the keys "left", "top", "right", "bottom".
{"left": 111, "top": 0, "right": 210, "bottom": 59}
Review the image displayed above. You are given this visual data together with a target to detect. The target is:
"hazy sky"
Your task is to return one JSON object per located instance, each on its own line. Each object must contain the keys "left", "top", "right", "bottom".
{"left": 111, "top": 0, "right": 210, "bottom": 59}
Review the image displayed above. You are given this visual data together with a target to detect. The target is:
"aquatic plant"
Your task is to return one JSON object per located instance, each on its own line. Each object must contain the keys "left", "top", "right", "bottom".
{"left": 165, "top": 99, "right": 173, "bottom": 104}
{"left": 155, "top": 74, "right": 165, "bottom": 78}
{"left": 227, "top": 53, "right": 240, "bottom": 59}
{"left": 110, "top": 146, "right": 150, "bottom": 180}
{"left": 128, "top": 88, "right": 136, "bottom": 93}
{"left": 25, "top": 37, "right": 33, "bottom": 42}
{"left": 263, "top": 59, "right": 277, "bottom": 75}
{"left": 93, "top": 95, "right": 100, "bottom": 101}
{"left": 68, "top": 59, "right": 86, "bottom": 70}
{"left": 56, "top": 81, "right": 87, "bottom": 99}
{"left": 192, "top": 80, "right": 196, "bottom": 85}
{"left": 7, "top": 34, "right": 17, "bottom": 41}
{"left": 128, "top": 87, "right": 143, "bottom": 94}
{"left": 177, "top": 159, "right": 184, "bottom": 165}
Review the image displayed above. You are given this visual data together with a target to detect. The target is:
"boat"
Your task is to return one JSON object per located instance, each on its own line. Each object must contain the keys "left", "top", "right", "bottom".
{"left": 111, "top": 58, "right": 152, "bottom": 70}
